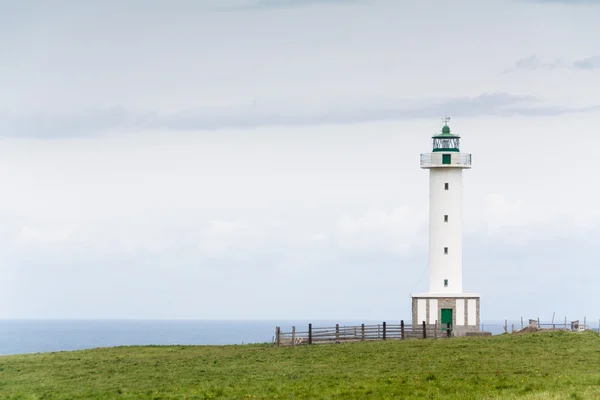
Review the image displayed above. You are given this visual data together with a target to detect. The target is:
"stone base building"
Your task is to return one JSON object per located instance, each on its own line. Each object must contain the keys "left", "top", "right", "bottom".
{"left": 411, "top": 293, "right": 480, "bottom": 336}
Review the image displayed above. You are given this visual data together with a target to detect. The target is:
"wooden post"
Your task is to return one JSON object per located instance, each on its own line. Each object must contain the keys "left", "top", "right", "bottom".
{"left": 308, "top": 323, "right": 312, "bottom": 345}
{"left": 361, "top": 323, "right": 365, "bottom": 341}
{"left": 276, "top": 326, "right": 280, "bottom": 347}
{"left": 400, "top": 320, "right": 405, "bottom": 339}
{"left": 446, "top": 322, "right": 451, "bottom": 337}
{"left": 422, "top": 321, "right": 427, "bottom": 339}
{"left": 504, "top": 319, "right": 508, "bottom": 333}
{"left": 537, "top": 317, "right": 540, "bottom": 329}
{"left": 336, "top": 323, "right": 340, "bottom": 343}
{"left": 383, "top": 322, "right": 387, "bottom": 340}
{"left": 564, "top": 317, "right": 567, "bottom": 330}
{"left": 434, "top": 320, "right": 437, "bottom": 339}
{"left": 584, "top": 316, "right": 587, "bottom": 330}
{"left": 291, "top": 326, "right": 296, "bottom": 346}
{"left": 521, "top": 317, "right": 524, "bottom": 330}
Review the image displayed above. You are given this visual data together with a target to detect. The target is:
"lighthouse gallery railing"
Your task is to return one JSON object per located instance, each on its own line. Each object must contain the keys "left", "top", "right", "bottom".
{"left": 420, "top": 153, "right": 472, "bottom": 168}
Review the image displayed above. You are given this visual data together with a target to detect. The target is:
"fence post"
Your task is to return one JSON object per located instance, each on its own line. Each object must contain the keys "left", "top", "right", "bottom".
{"left": 564, "top": 317, "right": 567, "bottom": 330}
{"left": 336, "top": 323, "right": 340, "bottom": 343}
{"left": 537, "top": 318, "right": 540, "bottom": 329}
{"left": 400, "top": 320, "right": 405, "bottom": 339}
{"left": 383, "top": 322, "right": 387, "bottom": 340}
{"left": 308, "top": 323, "right": 312, "bottom": 345}
{"left": 292, "top": 326, "right": 296, "bottom": 346}
{"left": 504, "top": 319, "right": 508, "bottom": 333}
{"left": 276, "top": 326, "right": 280, "bottom": 347}
{"left": 434, "top": 320, "right": 438, "bottom": 339}
{"left": 446, "top": 322, "right": 451, "bottom": 337}
{"left": 422, "top": 321, "right": 427, "bottom": 339}
{"left": 511, "top": 324, "right": 515, "bottom": 333}
{"left": 361, "top": 323, "right": 365, "bottom": 341}
{"left": 521, "top": 317, "right": 523, "bottom": 330}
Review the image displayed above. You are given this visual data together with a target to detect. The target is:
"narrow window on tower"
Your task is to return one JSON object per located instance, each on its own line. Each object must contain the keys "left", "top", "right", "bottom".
{"left": 444, "top": 247, "right": 448, "bottom": 255}
{"left": 444, "top": 183, "right": 449, "bottom": 190}
{"left": 444, "top": 215, "right": 448, "bottom": 222}
{"left": 444, "top": 279, "right": 448, "bottom": 287}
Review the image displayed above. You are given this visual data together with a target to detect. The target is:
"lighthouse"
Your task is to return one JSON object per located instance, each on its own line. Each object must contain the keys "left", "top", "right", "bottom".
{"left": 411, "top": 117, "right": 480, "bottom": 336}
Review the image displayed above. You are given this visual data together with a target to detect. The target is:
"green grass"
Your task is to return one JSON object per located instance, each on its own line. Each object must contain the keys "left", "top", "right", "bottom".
{"left": 1, "top": 330, "right": 599, "bottom": 399}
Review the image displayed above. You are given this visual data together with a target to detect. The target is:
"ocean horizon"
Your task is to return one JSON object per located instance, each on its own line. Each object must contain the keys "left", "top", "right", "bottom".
{"left": 0, "top": 319, "right": 555, "bottom": 356}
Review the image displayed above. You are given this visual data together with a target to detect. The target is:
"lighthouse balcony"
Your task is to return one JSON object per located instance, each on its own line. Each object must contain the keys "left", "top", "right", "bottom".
{"left": 420, "top": 152, "right": 472, "bottom": 169}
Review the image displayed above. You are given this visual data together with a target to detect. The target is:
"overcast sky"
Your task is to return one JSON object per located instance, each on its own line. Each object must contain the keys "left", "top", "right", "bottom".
{"left": 1, "top": 0, "right": 600, "bottom": 322}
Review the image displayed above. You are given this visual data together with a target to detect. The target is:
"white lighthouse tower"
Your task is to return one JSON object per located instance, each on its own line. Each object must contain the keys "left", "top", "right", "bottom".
{"left": 411, "top": 117, "right": 480, "bottom": 336}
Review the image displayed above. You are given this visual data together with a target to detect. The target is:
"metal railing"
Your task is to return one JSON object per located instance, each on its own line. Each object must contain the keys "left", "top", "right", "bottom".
{"left": 420, "top": 152, "right": 472, "bottom": 168}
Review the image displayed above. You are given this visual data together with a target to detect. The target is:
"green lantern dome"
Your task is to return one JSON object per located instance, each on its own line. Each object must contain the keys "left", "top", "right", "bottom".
{"left": 431, "top": 117, "right": 460, "bottom": 152}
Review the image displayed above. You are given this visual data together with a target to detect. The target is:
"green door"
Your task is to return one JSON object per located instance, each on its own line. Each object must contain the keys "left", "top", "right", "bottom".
{"left": 442, "top": 154, "right": 451, "bottom": 164}
{"left": 441, "top": 308, "right": 453, "bottom": 330}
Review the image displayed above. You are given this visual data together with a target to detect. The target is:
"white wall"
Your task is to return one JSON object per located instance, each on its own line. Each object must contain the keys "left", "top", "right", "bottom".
{"left": 455, "top": 299, "right": 465, "bottom": 326}
{"left": 429, "top": 299, "right": 438, "bottom": 324}
{"left": 467, "top": 299, "right": 476, "bottom": 325}
{"left": 428, "top": 166, "right": 464, "bottom": 293}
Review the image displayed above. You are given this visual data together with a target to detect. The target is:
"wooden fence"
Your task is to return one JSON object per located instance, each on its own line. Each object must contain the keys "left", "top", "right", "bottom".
{"left": 503, "top": 317, "right": 591, "bottom": 333}
{"left": 275, "top": 321, "right": 451, "bottom": 346}
{"left": 481, "top": 316, "right": 598, "bottom": 334}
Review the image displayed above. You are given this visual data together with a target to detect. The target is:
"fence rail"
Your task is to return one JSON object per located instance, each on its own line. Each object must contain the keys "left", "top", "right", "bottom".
{"left": 275, "top": 321, "right": 451, "bottom": 346}
{"left": 488, "top": 316, "right": 598, "bottom": 334}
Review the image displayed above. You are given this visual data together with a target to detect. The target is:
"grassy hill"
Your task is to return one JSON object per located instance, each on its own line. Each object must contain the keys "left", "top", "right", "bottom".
{"left": 1, "top": 330, "right": 599, "bottom": 399}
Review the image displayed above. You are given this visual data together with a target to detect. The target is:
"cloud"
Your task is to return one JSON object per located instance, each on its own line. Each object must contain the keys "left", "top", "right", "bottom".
{"left": 514, "top": 55, "right": 544, "bottom": 70}
{"left": 572, "top": 55, "right": 600, "bottom": 70}
{"left": 0, "top": 106, "right": 130, "bottom": 139}
{"left": 197, "top": 219, "right": 269, "bottom": 257}
{"left": 506, "top": 55, "right": 600, "bottom": 72}
{"left": 15, "top": 225, "right": 79, "bottom": 249}
{"left": 3, "top": 185, "right": 600, "bottom": 319}
{"left": 212, "top": 0, "right": 366, "bottom": 11}
{"left": 6, "top": 195, "right": 591, "bottom": 268}
{"left": 3, "top": 93, "right": 599, "bottom": 139}
{"left": 150, "top": 94, "right": 542, "bottom": 131}
{"left": 522, "top": 0, "right": 600, "bottom": 3}
{"left": 503, "top": 55, "right": 568, "bottom": 72}
{"left": 333, "top": 206, "right": 427, "bottom": 255}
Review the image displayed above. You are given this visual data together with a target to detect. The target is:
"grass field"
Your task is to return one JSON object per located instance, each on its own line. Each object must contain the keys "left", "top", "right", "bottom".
{"left": 1, "top": 330, "right": 599, "bottom": 399}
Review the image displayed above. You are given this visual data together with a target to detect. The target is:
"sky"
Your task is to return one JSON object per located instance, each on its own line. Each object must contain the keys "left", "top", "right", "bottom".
{"left": 1, "top": 0, "right": 600, "bottom": 323}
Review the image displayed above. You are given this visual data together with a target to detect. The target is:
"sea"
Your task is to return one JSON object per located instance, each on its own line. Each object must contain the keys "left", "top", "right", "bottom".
{"left": 0, "top": 319, "right": 515, "bottom": 356}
